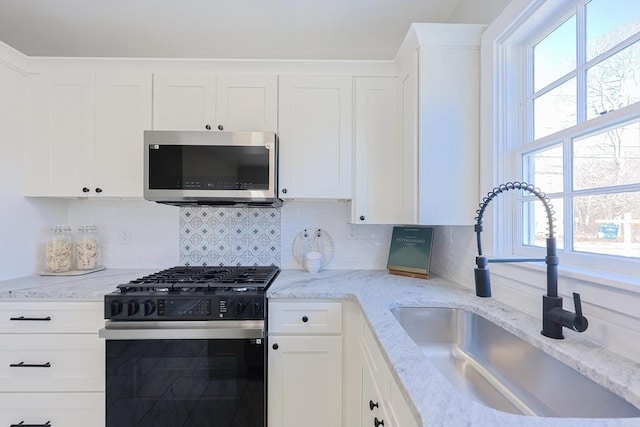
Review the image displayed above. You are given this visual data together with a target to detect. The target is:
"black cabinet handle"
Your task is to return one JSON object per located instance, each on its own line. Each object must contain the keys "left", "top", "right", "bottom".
{"left": 369, "top": 400, "right": 379, "bottom": 410}
{"left": 217, "top": 125, "right": 224, "bottom": 130}
{"left": 360, "top": 215, "right": 365, "bottom": 221}
{"left": 82, "top": 187, "right": 90, "bottom": 193}
{"left": 95, "top": 187, "right": 103, "bottom": 193}
{"left": 205, "top": 124, "right": 212, "bottom": 130}
{"left": 10, "top": 361, "right": 51, "bottom": 368}
{"left": 374, "top": 417, "right": 384, "bottom": 427}
{"left": 281, "top": 188, "right": 288, "bottom": 194}
{"left": 11, "top": 421, "right": 51, "bottom": 427}
{"left": 302, "top": 316, "right": 309, "bottom": 323}
{"left": 272, "top": 343, "right": 279, "bottom": 350}
{"left": 10, "top": 316, "right": 51, "bottom": 321}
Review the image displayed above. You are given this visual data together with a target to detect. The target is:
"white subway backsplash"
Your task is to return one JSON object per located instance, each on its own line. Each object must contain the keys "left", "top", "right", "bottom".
{"left": 65, "top": 199, "right": 393, "bottom": 270}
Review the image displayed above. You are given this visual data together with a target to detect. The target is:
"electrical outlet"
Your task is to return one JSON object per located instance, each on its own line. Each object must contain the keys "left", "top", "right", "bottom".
{"left": 118, "top": 228, "right": 132, "bottom": 245}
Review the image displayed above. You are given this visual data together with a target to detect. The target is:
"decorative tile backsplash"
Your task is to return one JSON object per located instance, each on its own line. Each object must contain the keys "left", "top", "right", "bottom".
{"left": 179, "top": 206, "right": 281, "bottom": 267}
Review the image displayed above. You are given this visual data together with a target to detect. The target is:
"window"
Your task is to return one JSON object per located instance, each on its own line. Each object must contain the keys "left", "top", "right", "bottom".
{"left": 510, "top": 0, "right": 640, "bottom": 275}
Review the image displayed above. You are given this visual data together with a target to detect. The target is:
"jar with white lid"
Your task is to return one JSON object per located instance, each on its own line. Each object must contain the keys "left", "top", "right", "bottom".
{"left": 75, "top": 225, "right": 102, "bottom": 270}
{"left": 45, "top": 225, "right": 74, "bottom": 273}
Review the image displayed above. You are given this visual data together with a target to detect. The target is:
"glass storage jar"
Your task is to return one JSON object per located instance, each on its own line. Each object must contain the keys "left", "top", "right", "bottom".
{"left": 45, "top": 225, "right": 74, "bottom": 273}
{"left": 75, "top": 225, "right": 102, "bottom": 270}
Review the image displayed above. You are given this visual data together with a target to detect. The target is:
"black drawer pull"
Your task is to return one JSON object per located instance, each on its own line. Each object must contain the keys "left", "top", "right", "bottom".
{"left": 374, "top": 417, "right": 384, "bottom": 427}
{"left": 10, "top": 421, "right": 51, "bottom": 427}
{"left": 369, "top": 400, "right": 379, "bottom": 410}
{"left": 9, "top": 316, "right": 51, "bottom": 321}
{"left": 9, "top": 361, "right": 51, "bottom": 368}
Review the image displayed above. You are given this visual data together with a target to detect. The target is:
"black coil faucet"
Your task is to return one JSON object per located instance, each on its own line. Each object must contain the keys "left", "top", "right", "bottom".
{"left": 474, "top": 182, "right": 588, "bottom": 339}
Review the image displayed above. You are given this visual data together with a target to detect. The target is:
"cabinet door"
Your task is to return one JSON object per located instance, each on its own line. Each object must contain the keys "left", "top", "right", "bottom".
{"left": 278, "top": 76, "right": 352, "bottom": 199}
{"left": 268, "top": 335, "right": 342, "bottom": 427}
{"left": 216, "top": 74, "right": 277, "bottom": 131}
{"left": 352, "top": 77, "right": 399, "bottom": 224}
{"left": 361, "top": 348, "right": 388, "bottom": 427}
{"left": 25, "top": 71, "right": 96, "bottom": 197}
{"left": 398, "top": 49, "right": 419, "bottom": 224}
{"left": 95, "top": 71, "right": 152, "bottom": 197}
{"left": 152, "top": 73, "right": 215, "bottom": 130}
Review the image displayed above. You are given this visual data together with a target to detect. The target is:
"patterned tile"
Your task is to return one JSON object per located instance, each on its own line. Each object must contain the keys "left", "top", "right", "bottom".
{"left": 179, "top": 206, "right": 281, "bottom": 267}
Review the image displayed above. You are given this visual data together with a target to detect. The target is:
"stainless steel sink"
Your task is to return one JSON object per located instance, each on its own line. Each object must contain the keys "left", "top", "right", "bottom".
{"left": 391, "top": 307, "right": 640, "bottom": 418}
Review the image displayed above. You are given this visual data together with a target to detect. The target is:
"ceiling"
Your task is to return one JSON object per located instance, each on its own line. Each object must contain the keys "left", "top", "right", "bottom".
{"left": 0, "top": 0, "right": 508, "bottom": 60}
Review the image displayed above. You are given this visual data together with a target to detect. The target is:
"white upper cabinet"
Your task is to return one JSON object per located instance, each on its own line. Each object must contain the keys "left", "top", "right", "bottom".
{"left": 396, "top": 23, "right": 486, "bottom": 225}
{"left": 278, "top": 75, "right": 352, "bottom": 199}
{"left": 25, "top": 70, "right": 151, "bottom": 198}
{"left": 94, "top": 72, "right": 152, "bottom": 197}
{"left": 351, "top": 77, "right": 400, "bottom": 224}
{"left": 152, "top": 73, "right": 277, "bottom": 132}
{"left": 26, "top": 71, "right": 96, "bottom": 197}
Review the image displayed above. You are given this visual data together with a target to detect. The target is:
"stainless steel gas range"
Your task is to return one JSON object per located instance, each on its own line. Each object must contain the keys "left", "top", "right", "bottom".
{"left": 100, "top": 266, "right": 280, "bottom": 427}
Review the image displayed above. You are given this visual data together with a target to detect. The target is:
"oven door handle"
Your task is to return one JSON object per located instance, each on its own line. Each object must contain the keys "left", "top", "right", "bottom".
{"left": 99, "top": 320, "right": 265, "bottom": 340}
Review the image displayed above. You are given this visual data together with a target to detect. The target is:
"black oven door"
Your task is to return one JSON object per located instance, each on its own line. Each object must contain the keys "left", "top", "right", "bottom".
{"left": 102, "top": 321, "right": 265, "bottom": 427}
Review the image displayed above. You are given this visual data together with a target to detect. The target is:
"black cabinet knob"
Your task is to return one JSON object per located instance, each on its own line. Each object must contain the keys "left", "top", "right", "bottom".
{"left": 369, "top": 400, "right": 379, "bottom": 411}
{"left": 360, "top": 215, "right": 365, "bottom": 221}
{"left": 282, "top": 188, "right": 288, "bottom": 194}
{"left": 82, "top": 187, "right": 90, "bottom": 193}
{"left": 302, "top": 316, "right": 309, "bottom": 323}
{"left": 272, "top": 343, "right": 279, "bottom": 350}
{"left": 95, "top": 187, "right": 103, "bottom": 193}
{"left": 217, "top": 125, "right": 224, "bottom": 130}
{"left": 205, "top": 124, "right": 211, "bottom": 130}
{"left": 374, "top": 417, "right": 384, "bottom": 427}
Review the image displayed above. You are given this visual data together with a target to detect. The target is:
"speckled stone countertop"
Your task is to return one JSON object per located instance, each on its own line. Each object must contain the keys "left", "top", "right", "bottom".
{"left": 269, "top": 269, "right": 640, "bottom": 427}
{"left": 1, "top": 268, "right": 638, "bottom": 426}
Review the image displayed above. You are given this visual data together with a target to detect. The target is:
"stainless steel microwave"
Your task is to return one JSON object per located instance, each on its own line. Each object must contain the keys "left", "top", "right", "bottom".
{"left": 143, "top": 130, "right": 281, "bottom": 207}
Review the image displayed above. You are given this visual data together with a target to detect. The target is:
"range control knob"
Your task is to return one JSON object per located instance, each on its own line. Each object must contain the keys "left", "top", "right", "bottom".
{"left": 127, "top": 300, "right": 140, "bottom": 316}
{"left": 110, "top": 300, "right": 123, "bottom": 316}
{"left": 229, "top": 301, "right": 245, "bottom": 317}
{"left": 143, "top": 300, "right": 156, "bottom": 316}
{"left": 247, "top": 301, "right": 262, "bottom": 317}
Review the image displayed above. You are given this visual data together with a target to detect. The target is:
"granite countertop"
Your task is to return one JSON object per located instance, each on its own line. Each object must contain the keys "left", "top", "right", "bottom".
{"left": 1, "top": 268, "right": 638, "bottom": 426}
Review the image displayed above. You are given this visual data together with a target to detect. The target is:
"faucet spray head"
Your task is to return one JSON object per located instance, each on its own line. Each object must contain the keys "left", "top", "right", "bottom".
{"left": 474, "top": 256, "right": 491, "bottom": 297}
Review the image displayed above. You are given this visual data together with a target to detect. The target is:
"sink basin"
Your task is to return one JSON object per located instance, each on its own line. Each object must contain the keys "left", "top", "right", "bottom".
{"left": 391, "top": 307, "right": 640, "bottom": 418}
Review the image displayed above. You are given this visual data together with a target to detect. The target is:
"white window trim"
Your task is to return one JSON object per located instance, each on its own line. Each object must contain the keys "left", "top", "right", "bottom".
{"left": 480, "top": 0, "right": 640, "bottom": 290}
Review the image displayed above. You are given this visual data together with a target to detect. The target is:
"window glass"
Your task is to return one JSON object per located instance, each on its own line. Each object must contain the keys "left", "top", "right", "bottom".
{"left": 523, "top": 145, "right": 564, "bottom": 193}
{"left": 573, "top": 120, "right": 640, "bottom": 190}
{"left": 586, "top": 0, "right": 640, "bottom": 61}
{"left": 586, "top": 44, "right": 640, "bottom": 119}
{"left": 522, "top": 198, "right": 564, "bottom": 249}
{"left": 573, "top": 192, "right": 640, "bottom": 258}
{"left": 534, "top": 15, "right": 576, "bottom": 91}
{"left": 533, "top": 78, "right": 577, "bottom": 139}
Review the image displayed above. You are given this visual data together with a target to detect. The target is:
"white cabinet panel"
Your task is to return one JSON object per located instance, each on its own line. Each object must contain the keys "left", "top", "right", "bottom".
{"left": 152, "top": 73, "right": 215, "bottom": 131}
{"left": 278, "top": 76, "right": 352, "bottom": 199}
{"left": 268, "top": 335, "right": 342, "bottom": 427}
{"left": 216, "top": 74, "right": 277, "bottom": 132}
{"left": 95, "top": 71, "right": 152, "bottom": 197}
{"left": 25, "top": 71, "right": 95, "bottom": 197}
{"left": 0, "top": 334, "right": 104, "bottom": 392}
{"left": 269, "top": 301, "right": 342, "bottom": 334}
{"left": 352, "top": 77, "right": 400, "bottom": 224}
{"left": 0, "top": 392, "right": 104, "bottom": 427}
{"left": 0, "top": 301, "right": 104, "bottom": 333}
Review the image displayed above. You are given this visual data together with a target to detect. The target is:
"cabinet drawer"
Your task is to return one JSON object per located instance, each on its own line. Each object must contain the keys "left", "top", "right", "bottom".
{"left": 0, "top": 334, "right": 104, "bottom": 392}
{"left": 269, "top": 301, "right": 342, "bottom": 334}
{"left": 0, "top": 392, "right": 104, "bottom": 427}
{"left": 0, "top": 301, "right": 103, "bottom": 334}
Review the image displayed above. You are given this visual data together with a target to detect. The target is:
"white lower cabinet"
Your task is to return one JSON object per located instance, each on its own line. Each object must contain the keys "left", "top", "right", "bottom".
{"left": 358, "top": 312, "right": 419, "bottom": 427}
{"left": 0, "top": 301, "right": 105, "bottom": 427}
{"left": 268, "top": 301, "right": 343, "bottom": 427}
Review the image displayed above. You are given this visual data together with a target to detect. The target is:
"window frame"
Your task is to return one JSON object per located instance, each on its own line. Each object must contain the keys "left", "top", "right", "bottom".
{"left": 486, "top": 0, "right": 640, "bottom": 284}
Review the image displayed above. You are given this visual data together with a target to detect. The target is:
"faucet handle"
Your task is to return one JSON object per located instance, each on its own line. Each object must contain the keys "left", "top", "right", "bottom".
{"left": 573, "top": 292, "right": 583, "bottom": 317}
{"left": 572, "top": 292, "right": 588, "bottom": 332}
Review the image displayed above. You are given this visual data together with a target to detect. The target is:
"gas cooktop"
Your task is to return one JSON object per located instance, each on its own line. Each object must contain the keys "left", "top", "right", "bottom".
{"left": 116, "top": 266, "right": 280, "bottom": 293}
